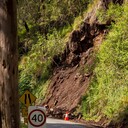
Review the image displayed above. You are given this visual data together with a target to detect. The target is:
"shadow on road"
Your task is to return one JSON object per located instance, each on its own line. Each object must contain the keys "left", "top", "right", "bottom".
{"left": 46, "top": 123, "right": 89, "bottom": 128}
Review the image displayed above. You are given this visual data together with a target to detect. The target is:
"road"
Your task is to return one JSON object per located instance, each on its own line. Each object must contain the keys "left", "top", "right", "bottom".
{"left": 46, "top": 118, "right": 92, "bottom": 128}
{"left": 21, "top": 116, "right": 94, "bottom": 128}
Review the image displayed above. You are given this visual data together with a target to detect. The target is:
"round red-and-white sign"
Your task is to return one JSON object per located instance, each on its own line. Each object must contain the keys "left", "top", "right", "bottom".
{"left": 28, "top": 108, "right": 46, "bottom": 127}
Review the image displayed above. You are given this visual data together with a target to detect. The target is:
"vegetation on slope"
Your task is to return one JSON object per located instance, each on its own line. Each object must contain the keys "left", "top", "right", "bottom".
{"left": 18, "top": 0, "right": 92, "bottom": 97}
{"left": 18, "top": 0, "right": 128, "bottom": 126}
{"left": 82, "top": 3, "right": 128, "bottom": 126}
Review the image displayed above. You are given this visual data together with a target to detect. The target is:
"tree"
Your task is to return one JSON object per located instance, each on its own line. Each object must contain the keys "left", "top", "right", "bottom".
{"left": 0, "top": 0, "right": 20, "bottom": 128}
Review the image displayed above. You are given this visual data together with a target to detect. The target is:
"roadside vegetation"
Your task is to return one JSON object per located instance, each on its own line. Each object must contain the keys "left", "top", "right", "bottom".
{"left": 82, "top": 2, "right": 128, "bottom": 125}
{"left": 20, "top": 123, "right": 27, "bottom": 128}
{"left": 18, "top": 0, "right": 92, "bottom": 99}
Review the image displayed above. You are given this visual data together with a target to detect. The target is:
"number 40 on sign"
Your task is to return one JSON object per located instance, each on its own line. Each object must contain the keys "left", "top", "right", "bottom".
{"left": 28, "top": 106, "right": 46, "bottom": 128}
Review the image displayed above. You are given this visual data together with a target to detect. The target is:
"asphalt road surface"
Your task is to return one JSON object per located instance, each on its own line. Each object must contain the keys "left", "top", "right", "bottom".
{"left": 46, "top": 118, "right": 91, "bottom": 128}
{"left": 21, "top": 116, "right": 94, "bottom": 128}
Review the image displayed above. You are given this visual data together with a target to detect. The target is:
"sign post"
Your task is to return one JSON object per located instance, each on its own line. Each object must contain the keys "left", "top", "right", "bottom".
{"left": 28, "top": 106, "right": 46, "bottom": 128}
{"left": 22, "top": 107, "right": 28, "bottom": 117}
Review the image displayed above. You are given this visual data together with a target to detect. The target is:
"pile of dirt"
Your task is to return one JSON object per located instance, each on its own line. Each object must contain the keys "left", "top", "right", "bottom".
{"left": 44, "top": 24, "right": 106, "bottom": 111}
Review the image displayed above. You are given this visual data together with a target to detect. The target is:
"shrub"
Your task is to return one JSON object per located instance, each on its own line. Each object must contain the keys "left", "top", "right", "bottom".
{"left": 82, "top": 3, "right": 128, "bottom": 124}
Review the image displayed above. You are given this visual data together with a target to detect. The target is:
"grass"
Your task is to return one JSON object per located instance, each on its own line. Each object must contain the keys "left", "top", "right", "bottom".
{"left": 34, "top": 80, "right": 50, "bottom": 105}
{"left": 81, "top": 2, "right": 128, "bottom": 125}
{"left": 20, "top": 123, "right": 27, "bottom": 128}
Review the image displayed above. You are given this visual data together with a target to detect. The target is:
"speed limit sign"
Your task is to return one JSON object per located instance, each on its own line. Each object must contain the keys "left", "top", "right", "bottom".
{"left": 28, "top": 106, "right": 46, "bottom": 128}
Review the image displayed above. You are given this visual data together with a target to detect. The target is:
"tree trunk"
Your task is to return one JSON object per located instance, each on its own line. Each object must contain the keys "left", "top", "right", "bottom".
{"left": 0, "top": 0, "right": 20, "bottom": 128}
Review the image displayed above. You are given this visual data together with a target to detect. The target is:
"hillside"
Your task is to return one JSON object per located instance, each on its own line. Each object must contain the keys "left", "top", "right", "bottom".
{"left": 18, "top": 0, "right": 128, "bottom": 128}
{"left": 44, "top": 0, "right": 107, "bottom": 112}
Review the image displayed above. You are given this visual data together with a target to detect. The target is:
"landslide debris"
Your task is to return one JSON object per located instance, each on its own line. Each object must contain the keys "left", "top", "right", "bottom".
{"left": 44, "top": 0, "right": 127, "bottom": 128}
{"left": 44, "top": 0, "right": 110, "bottom": 112}
{"left": 43, "top": 1, "right": 126, "bottom": 127}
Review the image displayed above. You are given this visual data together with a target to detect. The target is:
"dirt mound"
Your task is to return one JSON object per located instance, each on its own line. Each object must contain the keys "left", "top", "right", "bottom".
{"left": 45, "top": 66, "right": 89, "bottom": 110}
{"left": 44, "top": 33, "right": 108, "bottom": 113}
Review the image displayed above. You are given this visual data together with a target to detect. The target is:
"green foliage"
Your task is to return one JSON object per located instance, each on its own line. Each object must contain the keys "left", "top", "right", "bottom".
{"left": 19, "top": 30, "right": 65, "bottom": 94}
{"left": 20, "top": 123, "right": 27, "bottom": 128}
{"left": 34, "top": 80, "right": 50, "bottom": 104}
{"left": 73, "top": 16, "right": 84, "bottom": 30}
{"left": 18, "top": 0, "right": 91, "bottom": 99}
{"left": 17, "top": 0, "right": 90, "bottom": 38}
{"left": 82, "top": 3, "right": 128, "bottom": 124}
{"left": 97, "top": 3, "right": 123, "bottom": 23}
{"left": 17, "top": 0, "right": 92, "bottom": 57}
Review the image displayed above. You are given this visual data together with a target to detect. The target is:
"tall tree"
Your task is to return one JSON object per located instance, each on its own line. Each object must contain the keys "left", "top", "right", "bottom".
{"left": 0, "top": 0, "right": 20, "bottom": 128}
